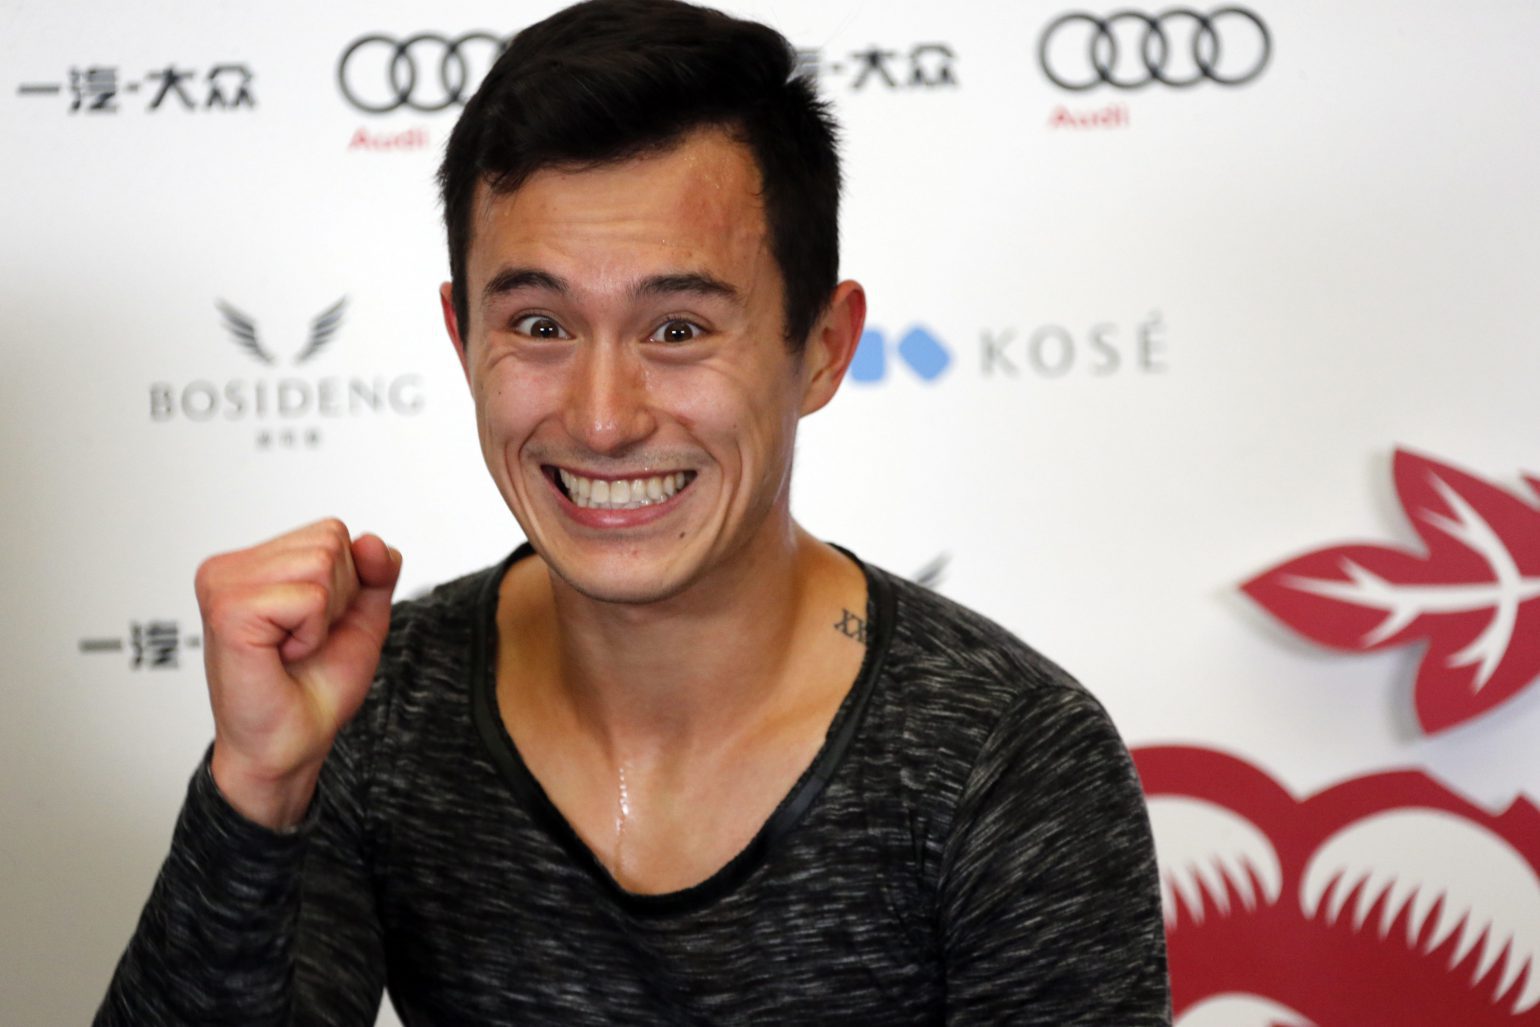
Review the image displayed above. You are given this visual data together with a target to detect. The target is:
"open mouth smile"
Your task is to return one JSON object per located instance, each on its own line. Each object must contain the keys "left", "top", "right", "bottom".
{"left": 545, "top": 466, "right": 698, "bottom": 510}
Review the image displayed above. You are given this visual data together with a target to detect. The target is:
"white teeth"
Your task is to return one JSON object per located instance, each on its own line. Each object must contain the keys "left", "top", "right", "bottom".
{"left": 558, "top": 469, "right": 694, "bottom": 510}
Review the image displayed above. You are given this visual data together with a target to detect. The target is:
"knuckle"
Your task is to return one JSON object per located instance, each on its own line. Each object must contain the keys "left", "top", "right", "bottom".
{"left": 203, "top": 593, "right": 243, "bottom": 636}
{"left": 193, "top": 557, "right": 217, "bottom": 599}
{"left": 318, "top": 517, "right": 351, "bottom": 544}
{"left": 194, "top": 552, "right": 235, "bottom": 604}
{"left": 295, "top": 545, "right": 336, "bottom": 583}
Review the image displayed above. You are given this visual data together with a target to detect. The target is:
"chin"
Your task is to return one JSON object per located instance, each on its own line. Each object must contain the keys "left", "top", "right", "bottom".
{"left": 550, "top": 560, "right": 697, "bottom": 607}
{"left": 527, "top": 535, "right": 702, "bottom": 608}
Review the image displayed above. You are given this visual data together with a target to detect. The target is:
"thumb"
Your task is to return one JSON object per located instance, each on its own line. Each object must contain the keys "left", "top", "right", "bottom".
{"left": 352, "top": 533, "right": 402, "bottom": 592}
{"left": 345, "top": 533, "right": 401, "bottom": 644}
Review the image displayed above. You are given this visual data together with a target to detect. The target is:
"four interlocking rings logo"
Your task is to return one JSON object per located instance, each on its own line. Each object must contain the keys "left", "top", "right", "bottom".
{"left": 337, "top": 32, "right": 508, "bottom": 114}
{"left": 1038, "top": 8, "right": 1271, "bottom": 90}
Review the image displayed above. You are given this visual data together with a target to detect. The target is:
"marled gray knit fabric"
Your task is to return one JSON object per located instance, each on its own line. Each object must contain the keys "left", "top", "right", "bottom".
{"left": 97, "top": 549, "right": 1171, "bottom": 1025}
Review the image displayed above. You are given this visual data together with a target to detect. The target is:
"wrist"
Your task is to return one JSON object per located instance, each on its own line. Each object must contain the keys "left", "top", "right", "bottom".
{"left": 209, "top": 742, "right": 323, "bottom": 831}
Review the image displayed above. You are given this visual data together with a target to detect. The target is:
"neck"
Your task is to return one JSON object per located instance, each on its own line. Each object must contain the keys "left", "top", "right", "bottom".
{"left": 531, "top": 516, "right": 821, "bottom": 762}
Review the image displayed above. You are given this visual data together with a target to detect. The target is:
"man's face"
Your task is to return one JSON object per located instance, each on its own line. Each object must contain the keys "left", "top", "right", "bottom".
{"left": 444, "top": 128, "right": 849, "bottom": 605}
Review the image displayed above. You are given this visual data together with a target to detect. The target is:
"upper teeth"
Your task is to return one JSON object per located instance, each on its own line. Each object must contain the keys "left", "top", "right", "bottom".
{"left": 559, "top": 470, "right": 693, "bottom": 509}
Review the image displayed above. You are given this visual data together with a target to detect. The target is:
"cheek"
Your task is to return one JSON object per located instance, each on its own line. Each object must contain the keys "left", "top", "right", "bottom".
{"left": 654, "top": 360, "right": 798, "bottom": 475}
{"left": 472, "top": 362, "right": 560, "bottom": 453}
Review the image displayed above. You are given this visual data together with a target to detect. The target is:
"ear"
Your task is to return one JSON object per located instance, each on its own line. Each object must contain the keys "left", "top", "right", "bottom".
{"left": 439, "top": 282, "right": 470, "bottom": 381}
{"left": 799, "top": 279, "right": 867, "bottom": 417}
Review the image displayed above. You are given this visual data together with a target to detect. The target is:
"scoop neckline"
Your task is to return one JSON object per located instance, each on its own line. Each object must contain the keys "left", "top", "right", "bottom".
{"left": 468, "top": 542, "right": 896, "bottom": 918}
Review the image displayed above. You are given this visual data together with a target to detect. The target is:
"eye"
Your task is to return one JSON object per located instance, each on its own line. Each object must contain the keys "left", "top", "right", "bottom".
{"left": 511, "top": 314, "right": 571, "bottom": 340}
{"left": 649, "top": 318, "right": 704, "bottom": 344}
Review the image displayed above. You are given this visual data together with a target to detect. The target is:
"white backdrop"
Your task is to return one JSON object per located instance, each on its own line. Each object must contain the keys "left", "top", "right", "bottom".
{"left": 3, "top": 2, "right": 1538, "bottom": 1023}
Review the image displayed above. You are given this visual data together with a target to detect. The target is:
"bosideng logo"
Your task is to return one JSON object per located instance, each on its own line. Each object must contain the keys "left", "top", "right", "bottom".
{"left": 149, "top": 298, "right": 425, "bottom": 449}
{"left": 1138, "top": 745, "right": 1540, "bottom": 1025}
{"left": 1244, "top": 449, "right": 1540, "bottom": 734}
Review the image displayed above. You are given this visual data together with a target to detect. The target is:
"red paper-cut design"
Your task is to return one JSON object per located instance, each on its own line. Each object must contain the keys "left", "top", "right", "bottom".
{"left": 1136, "top": 745, "right": 1540, "bottom": 1026}
{"left": 1244, "top": 449, "right": 1540, "bottom": 733}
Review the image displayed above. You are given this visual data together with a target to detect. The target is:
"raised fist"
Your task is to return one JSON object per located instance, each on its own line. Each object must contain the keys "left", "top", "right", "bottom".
{"left": 195, "top": 519, "right": 401, "bottom": 829}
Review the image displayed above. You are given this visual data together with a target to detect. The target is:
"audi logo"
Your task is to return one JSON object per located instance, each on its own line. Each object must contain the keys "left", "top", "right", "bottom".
{"left": 337, "top": 32, "right": 509, "bottom": 114}
{"left": 1038, "top": 8, "right": 1271, "bottom": 91}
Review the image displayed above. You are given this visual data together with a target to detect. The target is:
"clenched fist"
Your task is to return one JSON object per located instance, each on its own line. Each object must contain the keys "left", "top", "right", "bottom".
{"left": 195, "top": 519, "right": 401, "bottom": 829}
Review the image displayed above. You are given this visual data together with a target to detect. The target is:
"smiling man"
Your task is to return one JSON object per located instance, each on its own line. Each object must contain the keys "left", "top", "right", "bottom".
{"left": 98, "top": 2, "right": 1169, "bottom": 1024}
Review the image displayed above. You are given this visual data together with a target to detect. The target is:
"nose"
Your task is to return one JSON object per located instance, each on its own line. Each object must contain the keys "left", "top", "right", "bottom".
{"left": 562, "top": 341, "right": 657, "bottom": 456}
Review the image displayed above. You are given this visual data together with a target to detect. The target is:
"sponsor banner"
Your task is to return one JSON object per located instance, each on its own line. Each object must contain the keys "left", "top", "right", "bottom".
{"left": 1139, "top": 745, "right": 1540, "bottom": 1024}
{"left": 334, "top": 28, "right": 961, "bottom": 150}
{"left": 2, "top": 3, "right": 1539, "bottom": 1025}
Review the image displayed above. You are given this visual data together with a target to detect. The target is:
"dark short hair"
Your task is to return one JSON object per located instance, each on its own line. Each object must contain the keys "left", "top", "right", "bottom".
{"left": 437, "top": 0, "right": 841, "bottom": 351}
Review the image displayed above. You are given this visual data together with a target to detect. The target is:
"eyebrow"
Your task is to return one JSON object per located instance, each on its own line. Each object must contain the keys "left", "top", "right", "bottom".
{"left": 480, "top": 266, "right": 740, "bottom": 307}
{"left": 482, "top": 267, "right": 569, "bottom": 305}
{"left": 633, "top": 272, "right": 739, "bottom": 302}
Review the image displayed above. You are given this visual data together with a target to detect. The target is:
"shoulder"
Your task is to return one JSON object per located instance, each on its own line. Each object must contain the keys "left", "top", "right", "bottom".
{"left": 327, "top": 556, "right": 507, "bottom": 785}
{"left": 386, "top": 560, "right": 501, "bottom": 645}
{"left": 869, "top": 571, "right": 1170, "bottom": 1020}
{"left": 351, "top": 556, "right": 507, "bottom": 726}
{"left": 375, "top": 553, "right": 513, "bottom": 681}
{"left": 869, "top": 562, "right": 1098, "bottom": 731}
{"left": 858, "top": 562, "right": 1136, "bottom": 821}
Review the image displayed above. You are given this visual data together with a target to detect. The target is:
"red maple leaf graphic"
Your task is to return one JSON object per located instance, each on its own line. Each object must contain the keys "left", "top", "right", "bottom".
{"left": 1243, "top": 449, "right": 1540, "bottom": 734}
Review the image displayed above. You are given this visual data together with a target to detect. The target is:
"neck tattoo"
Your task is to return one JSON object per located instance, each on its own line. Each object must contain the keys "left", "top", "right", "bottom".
{"left": 833, "top": 607, "right": 868, "bottom": 644}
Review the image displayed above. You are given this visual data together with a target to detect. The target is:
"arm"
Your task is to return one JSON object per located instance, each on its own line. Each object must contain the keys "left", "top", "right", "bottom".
{"left": 939, "top": 688, "right": 1171, "bottom": 1025}
{"left": 94, "top": 737, "right": 387, "bottom": 1026}
{"left": 95, "top": 519, "right": 400, "bottom": 1026}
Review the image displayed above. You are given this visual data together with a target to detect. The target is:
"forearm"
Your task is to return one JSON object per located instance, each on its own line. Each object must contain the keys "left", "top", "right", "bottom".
{"left": 95, "top": 752, "right": 310, "bottom": 1027}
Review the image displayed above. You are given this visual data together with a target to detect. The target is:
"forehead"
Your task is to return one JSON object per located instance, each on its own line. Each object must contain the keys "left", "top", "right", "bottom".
{"left": 467, "top": 128, "right": 769, "bottom": 285}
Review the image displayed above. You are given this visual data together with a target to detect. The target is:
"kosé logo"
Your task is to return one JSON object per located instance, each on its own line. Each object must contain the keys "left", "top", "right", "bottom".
{"left": 981, "top": 312, "right": 1169, "bottom": 378}
{"left": 149, "top": 298, "right": 425, "bottom": 450}
{"left": 850, "top": 325, "right": 952, "bottom": 383}
{"left": 851, "top": 315, "right": 1172, "bottom": 386}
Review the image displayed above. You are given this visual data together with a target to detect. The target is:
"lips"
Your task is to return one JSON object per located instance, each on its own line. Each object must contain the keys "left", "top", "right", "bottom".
{"left": 546, "top": 466, "right": 697, "bottom": 510}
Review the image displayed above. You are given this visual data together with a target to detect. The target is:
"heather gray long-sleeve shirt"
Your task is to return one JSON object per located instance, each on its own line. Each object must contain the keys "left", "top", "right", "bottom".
{"left": 97, "top": 547, "right": 1171, "bottom": 1025}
